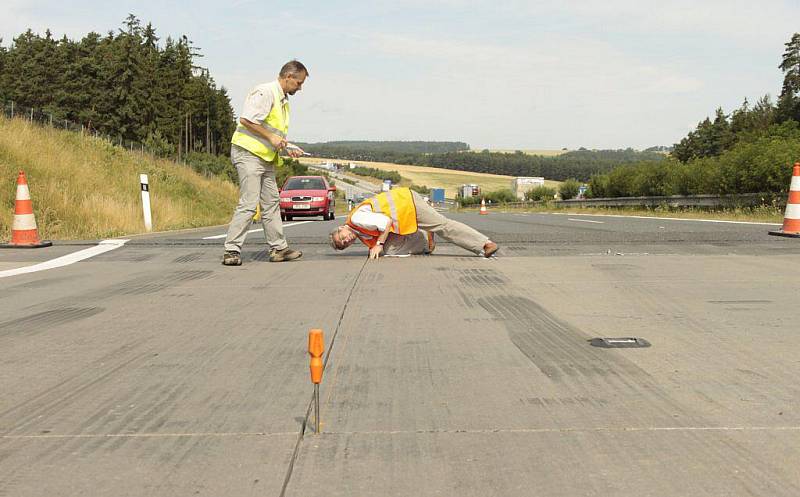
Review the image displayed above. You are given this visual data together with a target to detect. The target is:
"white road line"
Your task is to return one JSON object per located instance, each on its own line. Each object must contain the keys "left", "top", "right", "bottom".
{"left": 202, "top": 221, "right": 313, "bottom": 240}
{"left": 0, "top": 239, "right": 129, "bottom": 279}
{"left": 553, "top": 213, "right": 781, "bottom": 226}
{"left": 568, "top": 218, "right": 604, "bottom": 224}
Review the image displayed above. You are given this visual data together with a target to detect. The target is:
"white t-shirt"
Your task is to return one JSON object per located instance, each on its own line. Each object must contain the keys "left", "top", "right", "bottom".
{"left": 350, "top": 204, "right": 391, "bottom": 232}
{"left": 239, "top": 81, "right": 287, "bottom": 123}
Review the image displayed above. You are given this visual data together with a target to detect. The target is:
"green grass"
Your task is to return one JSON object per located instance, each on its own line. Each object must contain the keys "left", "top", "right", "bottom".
{"left": 0, "top": 116, "right": 238, "bottom": 240}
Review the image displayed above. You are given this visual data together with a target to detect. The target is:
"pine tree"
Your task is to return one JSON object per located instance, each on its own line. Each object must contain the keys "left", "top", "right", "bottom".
{"left": 778, "top": 33, "right": 800, "bottom": 122}
{"left": 0, "top": 16, "right": 235, "bottom": 157}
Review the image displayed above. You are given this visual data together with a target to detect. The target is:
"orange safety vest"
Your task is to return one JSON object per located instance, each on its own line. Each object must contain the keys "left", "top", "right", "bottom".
{"left": 346, "top": 188, "right": 418, "bottom": 248}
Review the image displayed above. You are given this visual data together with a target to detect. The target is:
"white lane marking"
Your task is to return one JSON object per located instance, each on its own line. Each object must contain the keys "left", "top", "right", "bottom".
{"left": 0, "top": 239, "right": 129, "bottom": 279}
{"left": 550, "top": 213, "right": 782, "bottom": 226}
{"left": 568, "top": 218, "right": 604, "bottom": 224}
{"left": 202, "top": 221, "right": 313, "bottom": 240}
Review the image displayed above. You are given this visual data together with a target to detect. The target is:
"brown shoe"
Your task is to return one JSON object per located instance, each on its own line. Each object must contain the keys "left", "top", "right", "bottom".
{"left": 427, "top": 232, "right": 436, "bottom": 254}
{"left": 222, "top": 251, "right": 242, "bottom": 266}
{"left": 482, "top": 241, "right": 498, "bottom": 258}
{"left": 269, "top": 247, "right": 303, "bottom": 262}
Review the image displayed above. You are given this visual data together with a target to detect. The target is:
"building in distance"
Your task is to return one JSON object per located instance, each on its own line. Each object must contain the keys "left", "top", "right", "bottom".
{"left": 512, "top": 177, "right": 545, "bottom": 200}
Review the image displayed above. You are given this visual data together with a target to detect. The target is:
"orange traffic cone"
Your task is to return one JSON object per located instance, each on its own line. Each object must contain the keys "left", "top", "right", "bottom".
{"left": 769, "top": 162, "right": 800, "bottom": 238}
{"left": 479, "top": 198, "right": 488, "bottom": 215}
{"left": 1, "top": 171, "right": 52, "bottom": 248}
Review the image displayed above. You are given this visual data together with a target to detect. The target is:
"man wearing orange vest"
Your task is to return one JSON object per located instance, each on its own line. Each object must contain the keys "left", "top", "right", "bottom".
{"left": 329, "top": 187, "right": 498, "bottom": 259}
{"left": 222, "top": 60, "right": 308, "bottom": 266}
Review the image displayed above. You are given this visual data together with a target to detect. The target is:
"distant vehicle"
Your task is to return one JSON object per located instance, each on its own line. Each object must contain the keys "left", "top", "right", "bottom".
{"left": 279, "top": 176, "right": 336, "bottom": 221}
{"left": 430, "top": 188, "right": 446, "bottom": 204}
{"left": 460, "top": 184, "right": 481, "bottom": 198}
{"left": 352, "top": 192, "right": 376, "bottom": 204}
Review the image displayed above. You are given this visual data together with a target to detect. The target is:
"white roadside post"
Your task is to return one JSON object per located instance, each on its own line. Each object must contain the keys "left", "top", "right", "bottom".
{"left": 140, "top": 174, "right": 153, "bottom": 232}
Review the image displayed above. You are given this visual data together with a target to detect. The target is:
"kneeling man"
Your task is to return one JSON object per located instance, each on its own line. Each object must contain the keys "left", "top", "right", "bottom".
{"left": 329, "top": 187, "right": 498, "bottom": 259}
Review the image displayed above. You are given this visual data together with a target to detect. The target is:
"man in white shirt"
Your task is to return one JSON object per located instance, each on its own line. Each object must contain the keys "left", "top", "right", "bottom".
{"left": 222, "top": 60, "right": 307, "bottom": 266}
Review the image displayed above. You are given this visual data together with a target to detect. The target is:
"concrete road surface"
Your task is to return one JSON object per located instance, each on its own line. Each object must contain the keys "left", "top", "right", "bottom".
{"left": 1, "top": 211, "right": 799, "bottom": 496}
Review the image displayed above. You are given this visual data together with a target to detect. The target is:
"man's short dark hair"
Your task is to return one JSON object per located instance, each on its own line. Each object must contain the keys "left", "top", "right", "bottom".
{"left": 280, "top": 60, "right": 309, "bottom": 79}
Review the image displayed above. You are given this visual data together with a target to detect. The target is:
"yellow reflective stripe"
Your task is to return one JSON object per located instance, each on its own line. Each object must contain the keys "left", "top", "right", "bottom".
{"left": 231, "top": 132, "right": 277, "bottom": 162}
{"left": 235, "top": 126, "right": 278, "bottom": 151}
{"left": 384, "top": 191, "right": 400, "bottom": 230}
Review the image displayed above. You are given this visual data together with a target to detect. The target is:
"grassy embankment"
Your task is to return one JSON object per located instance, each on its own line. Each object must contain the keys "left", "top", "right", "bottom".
{"left": 303, "top": 157, "right": 561, "bottom": 198}
{"left": 0, "top": 117, "right": 238, "bottom": 240}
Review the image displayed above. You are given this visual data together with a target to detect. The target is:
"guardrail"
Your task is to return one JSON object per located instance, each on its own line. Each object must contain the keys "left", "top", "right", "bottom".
{"left": 557, "top": 193, "right": 785, "bottom": 208}
{"left": 462, "top": 193, "right": 786, "bottom": 209}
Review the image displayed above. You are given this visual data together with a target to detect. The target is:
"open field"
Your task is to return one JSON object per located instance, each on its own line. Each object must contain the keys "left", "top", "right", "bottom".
{"left": 0, "top": 117, "right": 237, "bottom": 240}
{"left": 303, "top": 157, "right": 561, "bottom": 198}
{"left": 486, "top": 149, "right": 569, "bottom": 156}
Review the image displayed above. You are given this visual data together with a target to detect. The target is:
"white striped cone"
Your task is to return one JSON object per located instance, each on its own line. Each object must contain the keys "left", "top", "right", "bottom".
{"left": 479, "top": 198, "right": 488, "bottom": 215}
{"left": 769, "top": 162, "right": 800, "bottom": 238}
{"left": 1, "top": 171, "right": 52, "bottom": 248}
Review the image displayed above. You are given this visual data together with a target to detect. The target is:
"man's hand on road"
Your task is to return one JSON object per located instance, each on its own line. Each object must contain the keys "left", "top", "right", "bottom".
{"left": 369, "top": 245, "right": 383, "bottom": 259}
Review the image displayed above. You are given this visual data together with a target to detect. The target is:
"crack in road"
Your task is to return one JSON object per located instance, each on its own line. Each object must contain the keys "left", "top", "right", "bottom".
{"left": 278, "top": 256, "right": 369, "bottom": 497}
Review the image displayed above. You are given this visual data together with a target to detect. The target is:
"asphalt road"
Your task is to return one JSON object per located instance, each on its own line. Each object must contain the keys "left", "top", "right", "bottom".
{"left": 1, "top": 211, "right": 799, "bottom": 496}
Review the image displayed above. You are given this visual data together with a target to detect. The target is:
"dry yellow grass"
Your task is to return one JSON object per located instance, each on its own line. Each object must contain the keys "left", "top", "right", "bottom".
{"left": 0, "top": 117, "right": 238, "bottom": 240}
{"left": 303, "top": 157, "right": 560, "bottom": 198}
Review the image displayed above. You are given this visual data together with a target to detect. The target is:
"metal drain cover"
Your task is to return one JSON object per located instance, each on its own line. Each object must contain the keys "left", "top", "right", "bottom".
{"left": 589, "top": 337, "right": 651, "bottom": 348}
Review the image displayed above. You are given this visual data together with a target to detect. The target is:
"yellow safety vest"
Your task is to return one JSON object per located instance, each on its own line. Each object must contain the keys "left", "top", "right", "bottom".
{"left": 230, "top": 81, "right": 289, "bottom": 163}
{"left": 346, "top": 188, "right": 418, "bottom": 247}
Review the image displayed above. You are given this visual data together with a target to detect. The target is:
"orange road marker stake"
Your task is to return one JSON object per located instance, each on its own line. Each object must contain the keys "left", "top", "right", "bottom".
{"left": 308, "top": 329, "right": 324, "bottom": 434}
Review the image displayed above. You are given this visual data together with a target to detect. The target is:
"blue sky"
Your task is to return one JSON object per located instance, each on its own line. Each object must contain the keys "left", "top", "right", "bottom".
{"left": 2, "top": 0, "right": 798, "bottom": 150}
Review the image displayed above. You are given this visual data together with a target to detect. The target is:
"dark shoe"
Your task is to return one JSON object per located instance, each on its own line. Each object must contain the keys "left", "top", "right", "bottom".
{"left": 269, "top": 247, "right": 303, "bottom": 262}
{"left": 222, "top": 251, "right": 242, "bottom": 266}
{"left": 482, "top": 241, "right": 498, "bottom": 258}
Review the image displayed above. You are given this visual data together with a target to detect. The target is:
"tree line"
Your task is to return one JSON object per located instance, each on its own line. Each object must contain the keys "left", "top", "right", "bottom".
{"left": 299, "top": 140, "right": 469, "bottom": 155}
{"left": 588, "top": 32, "right": 800, "bottom": 198}
{"left": 0, "top": 14, "right": 236, "bottom": 159}
{"left": 300, "top": 142, "right": 665, "bottom": 182}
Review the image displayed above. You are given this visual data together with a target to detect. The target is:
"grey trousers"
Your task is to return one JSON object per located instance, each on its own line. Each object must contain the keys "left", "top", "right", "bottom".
{"left": 224, "top": 145, "right": 288, "bottom": 253}
{"left": 411, "top": 191, "right": 489, "bottom": 254}
{"left": 383, "top": 230, "right": 432, "bottom": 256}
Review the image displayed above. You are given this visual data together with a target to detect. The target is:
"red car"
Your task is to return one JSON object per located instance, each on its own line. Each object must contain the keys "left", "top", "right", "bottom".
{"left": 280, "top": 175, "right": 337, "bottom": 221}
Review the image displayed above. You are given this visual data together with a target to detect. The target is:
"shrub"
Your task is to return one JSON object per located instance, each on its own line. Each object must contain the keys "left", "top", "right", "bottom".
{"left": 460, "top": 188, "right": 517, "bottom": 206}
{"left": 524, "top": 186, "right": 556, "bottom": 201}
{"left": 184, "top": 152, "right": 236, "bottom": 183}
{"left": 559, "top": 179, "right": 581, "bottom": 200}
{"left": 410, "top": 184, "right": 431, "bottom": 194}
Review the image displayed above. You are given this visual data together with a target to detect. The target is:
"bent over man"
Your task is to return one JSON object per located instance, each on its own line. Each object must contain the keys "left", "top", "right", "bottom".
{"left": 329, "top": 187, "right": 498, "bottom": 259}
{"left": 222, "top": 60, "right": 308, "bottom": 266}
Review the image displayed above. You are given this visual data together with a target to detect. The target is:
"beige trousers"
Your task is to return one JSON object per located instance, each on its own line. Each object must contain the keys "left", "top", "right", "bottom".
{"left": 224, "top": 145, "right": 288, "bottom": 253}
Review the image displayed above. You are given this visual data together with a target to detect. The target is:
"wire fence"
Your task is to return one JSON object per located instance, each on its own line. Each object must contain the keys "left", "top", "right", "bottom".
{"left": 0, "top": 100, "right": 174, "bottom": 160}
